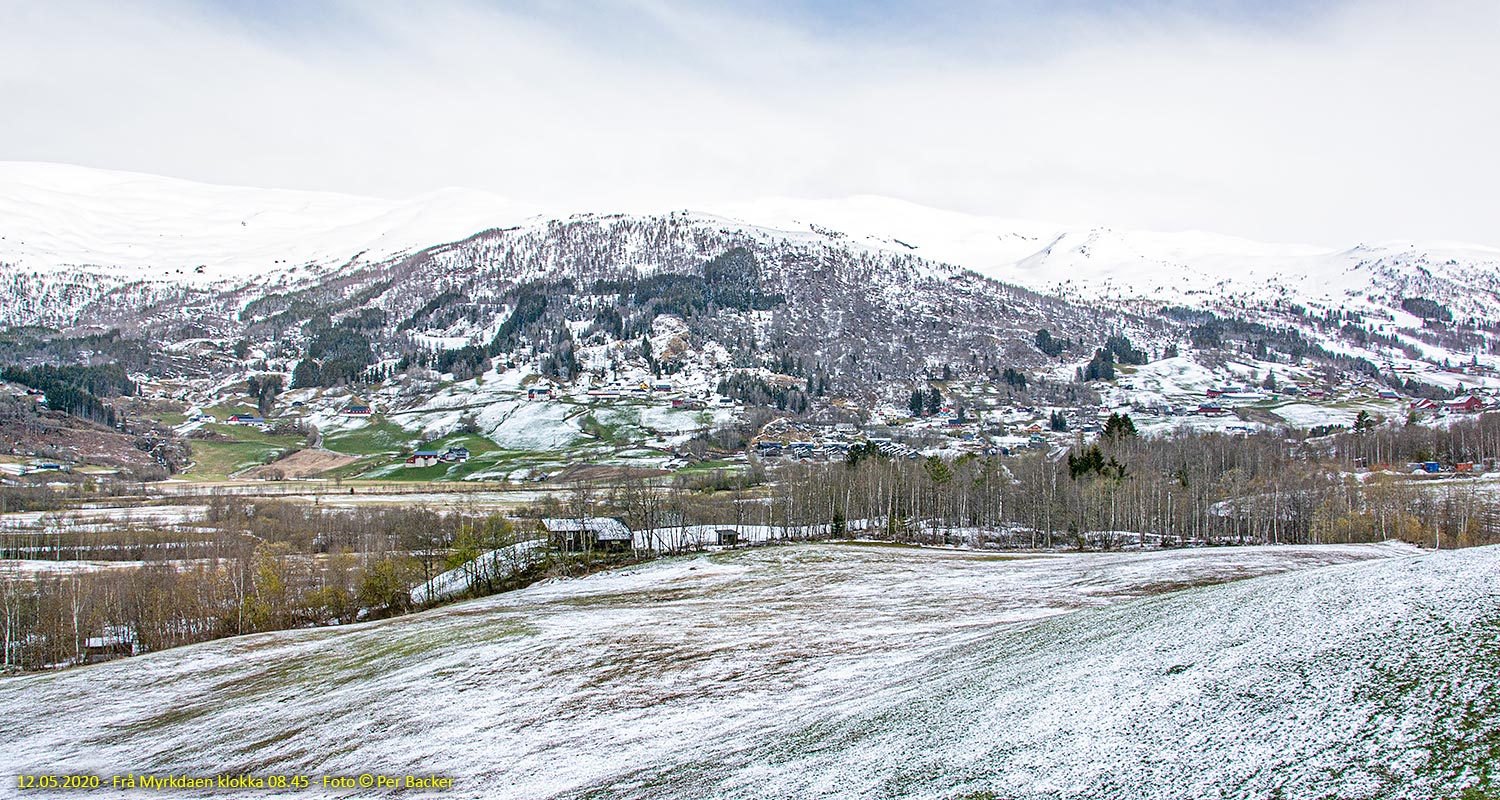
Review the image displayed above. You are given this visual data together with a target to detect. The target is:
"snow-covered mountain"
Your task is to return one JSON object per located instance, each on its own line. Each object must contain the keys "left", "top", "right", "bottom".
{"left": 715, "top": 194, "right": 1500, "bottom": 320}
{"left": 0, "top": 161, "right": 544, "bottom": 284}
{"left": 6, "top": 161, "right": 1500, "bottom": 420}
{"left": 3, "top": 162, "right": 1499, "bottom": 328}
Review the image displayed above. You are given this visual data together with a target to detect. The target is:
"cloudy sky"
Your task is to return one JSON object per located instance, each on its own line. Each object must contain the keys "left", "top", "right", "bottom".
{"left": 2, "top": 0, "right": 1496, "bottom": 245}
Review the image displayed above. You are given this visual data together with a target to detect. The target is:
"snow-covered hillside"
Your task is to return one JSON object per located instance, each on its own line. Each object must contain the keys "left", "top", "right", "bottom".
{"left": 0, "top": 162, "right": 542, "bottom": 324}
{"left": 7, "top": 541, "right": 1495, "bottom": 800}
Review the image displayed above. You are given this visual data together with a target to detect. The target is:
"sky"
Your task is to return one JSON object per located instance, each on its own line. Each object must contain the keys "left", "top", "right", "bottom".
{"left": 1, "top": 0, "right": 1497, "bottom": 246}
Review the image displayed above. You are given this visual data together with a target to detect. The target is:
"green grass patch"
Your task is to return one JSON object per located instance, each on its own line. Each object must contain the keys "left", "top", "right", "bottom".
{"left": 323, "top": 417, "right": 417, "bottom": 456}
{"left": 200, "top": 422, "right": 303, "bottom": 447}
{"left": 677, "top": 459, "right": 736, "bottom": 473}
{"left": 185, "top": 441, "right": 285, "bottom": 478}
{"left": 202, "top": 400, "right": 258, "bottom": 419}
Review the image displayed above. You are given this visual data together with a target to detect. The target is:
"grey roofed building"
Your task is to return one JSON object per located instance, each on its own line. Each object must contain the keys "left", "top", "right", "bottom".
{"left": 540, "top": 517, "right": 633, "bottom": 552}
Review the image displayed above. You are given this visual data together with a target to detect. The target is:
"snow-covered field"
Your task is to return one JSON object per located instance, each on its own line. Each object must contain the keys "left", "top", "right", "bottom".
{"left": 5, "top": 540, "right": 1493, "bottom": 799}
{"left": 0, "top": 504, "right": 208, "bottom": 531}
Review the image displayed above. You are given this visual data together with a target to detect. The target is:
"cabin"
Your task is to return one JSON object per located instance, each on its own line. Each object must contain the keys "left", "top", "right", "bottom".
{"left": 1378, "top": 389, "right": 1400, "bottom": 400}
{"left": 83, "top": 627, "right": 138, "bottom": 664}
{"left": 341, "top": 404, "right": 373, "bottom": 416}
{"left": 713, "top": 528, "right": 741, "bottom": 546}
{"left": 527, "top": 387, "right": 554, "bottom": 401}
{"left": 406, "top": 450, "right": 443, "bottom": 468}
{"left": 541, "top": 517, "right": 634, "bottom": 552}
{"left": 225, "top": 413, "right": 259, "bottom": 424}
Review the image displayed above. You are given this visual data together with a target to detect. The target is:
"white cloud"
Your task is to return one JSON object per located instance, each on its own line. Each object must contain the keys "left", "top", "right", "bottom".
{"left": 1, "top": 0, "right": 1496, "bottom": 246}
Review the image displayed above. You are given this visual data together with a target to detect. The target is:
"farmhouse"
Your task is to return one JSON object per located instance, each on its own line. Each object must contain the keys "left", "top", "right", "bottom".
{"left": 406, "top": 450, "right": 443, "bottom": 468}
{"left": 1446, "top": 395, "right": 1485, "bottom": 414}
{"left": 541, "top": 517, "right": 634, "bottom": 552}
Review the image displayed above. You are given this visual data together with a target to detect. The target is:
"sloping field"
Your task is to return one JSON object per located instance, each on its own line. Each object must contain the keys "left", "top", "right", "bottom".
{"left": 3, "top": 542, "right": 1494, "bottom": 799}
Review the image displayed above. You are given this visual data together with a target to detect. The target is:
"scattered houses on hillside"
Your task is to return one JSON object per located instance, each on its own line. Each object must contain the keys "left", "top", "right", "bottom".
{"left": 404, "top": 445, "right": 469, "bottom": 468}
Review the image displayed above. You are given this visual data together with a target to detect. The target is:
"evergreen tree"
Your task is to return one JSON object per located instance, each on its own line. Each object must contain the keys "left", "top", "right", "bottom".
{"left": 1103, "top": 412, "right": 1138, "bottom": 442}
{"left": 1084, "top": 349, "right": 1116, "bottom": 382}
{"left": 292, "top": 359, "right": 320, "bottom": 389}
{"left": 830, "top": 509, "right": 846, "bottom": 538}
{"left": 1035, "top": 328, "right": 1067, "bottom": 357}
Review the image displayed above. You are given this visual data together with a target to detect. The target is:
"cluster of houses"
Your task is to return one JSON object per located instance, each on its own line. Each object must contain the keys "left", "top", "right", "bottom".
{"left": 751, "top": 416, "right": 1030, "bottom": 463}
{"left": 4, "top": 458, "right": 70, "bottom": 477}
{"left": 4, "top": 386, "right": 47, "bottom": 407}
{"left": 404, "top": 445, "right": 471, "bottom": 468}
{"left": 1400, "top": 460, "right": 1487, "bottom": 475}
{"left": 526, "top": 379, "right": 736, "bottom": 409}
{"left": 1189, "top": 378, "right": 1499, "bottom": 419}
{"left": 1409, "top": 395, "right": 1491, "bottom": 415}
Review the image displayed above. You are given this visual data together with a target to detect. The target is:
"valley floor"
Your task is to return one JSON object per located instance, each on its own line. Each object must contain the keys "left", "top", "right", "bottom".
{"left": 2, "top": 541, "right": 1497, "bottom": 799}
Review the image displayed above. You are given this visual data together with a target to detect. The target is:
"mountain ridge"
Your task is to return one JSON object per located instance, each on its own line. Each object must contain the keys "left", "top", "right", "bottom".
{"left": 5, "top": 162, "right": 1499, "bottom": 316}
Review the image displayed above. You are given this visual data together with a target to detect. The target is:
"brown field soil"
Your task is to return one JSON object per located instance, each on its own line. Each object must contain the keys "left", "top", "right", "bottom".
{"left": 240, "top": 448, "right": 363, "bottom": 479}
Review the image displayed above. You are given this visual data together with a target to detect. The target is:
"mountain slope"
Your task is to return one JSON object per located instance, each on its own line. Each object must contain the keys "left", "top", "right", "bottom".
{"left": 5, "top": 162, "right": 1500, "bottom": 437}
